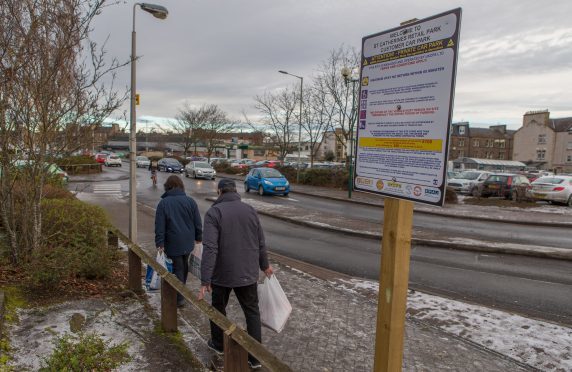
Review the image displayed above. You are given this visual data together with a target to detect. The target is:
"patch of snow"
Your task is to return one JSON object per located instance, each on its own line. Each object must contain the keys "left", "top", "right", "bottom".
{"left": 334, "top": 278, "right": 572, "bottom": 371}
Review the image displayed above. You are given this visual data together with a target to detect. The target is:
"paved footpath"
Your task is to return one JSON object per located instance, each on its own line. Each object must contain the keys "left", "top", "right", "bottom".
{"left": 82, "top": 194, "right": 535, "bottom": 372}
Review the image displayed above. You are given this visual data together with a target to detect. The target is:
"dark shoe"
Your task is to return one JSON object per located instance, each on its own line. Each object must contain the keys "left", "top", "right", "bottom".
{"left": 248, "top": 360, "right": 262, "bottom": 369}
{"left": 207, "top": 339, "right": 223, "bottom": 355}
{"left": 177, "top": 300, "right": 186, "bottom": 308}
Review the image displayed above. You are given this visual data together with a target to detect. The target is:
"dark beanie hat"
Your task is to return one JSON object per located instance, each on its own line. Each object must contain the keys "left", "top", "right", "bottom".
{"left": 217, "top": 178, "right": 236, "bottom": 190}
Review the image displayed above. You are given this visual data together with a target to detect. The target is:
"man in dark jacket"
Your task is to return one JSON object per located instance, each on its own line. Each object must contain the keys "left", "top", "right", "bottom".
{"left": 199, "top": 178, "right": 272, "bottom": 369}
{"left": 155, "top": 175, "right": 202, "bottom": 307}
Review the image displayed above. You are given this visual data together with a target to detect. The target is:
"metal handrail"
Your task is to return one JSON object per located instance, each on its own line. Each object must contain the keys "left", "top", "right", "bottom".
{"left": 111, "top": 227, "right": 292, "bottom": 372}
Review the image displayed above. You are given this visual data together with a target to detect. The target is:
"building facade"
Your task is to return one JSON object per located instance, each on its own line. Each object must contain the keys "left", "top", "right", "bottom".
{"left": 513, "top": 110, "right": 572, "bottom": 173}
{"left": 449, "top": 122, "right": 515, "bottom": 161}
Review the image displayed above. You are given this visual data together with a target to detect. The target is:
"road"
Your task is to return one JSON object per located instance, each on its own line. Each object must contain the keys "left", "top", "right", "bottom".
{"left": 72, "top": 165, "right": 572, "bottom": 325}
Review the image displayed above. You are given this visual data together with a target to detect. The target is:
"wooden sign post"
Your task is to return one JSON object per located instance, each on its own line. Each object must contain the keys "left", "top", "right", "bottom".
{"left": 373, "top": 198, "right": 413, "bottom": 371}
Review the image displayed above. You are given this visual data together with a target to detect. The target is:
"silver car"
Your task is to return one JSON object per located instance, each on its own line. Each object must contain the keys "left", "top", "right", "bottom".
{"left": 185, "top": 161, "right": 216, "bottom": 180}
{"left": 447, "top": 171, "right": 491, "bottom": 195}
{"left": 136, "top": 156, "right": 150, "bottom": 168}
{"left": 530, "top": 176, "right": 572, "bottom": 206}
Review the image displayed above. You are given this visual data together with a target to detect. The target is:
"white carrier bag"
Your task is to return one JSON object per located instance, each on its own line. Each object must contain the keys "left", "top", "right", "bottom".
{"left": 257, "top": 274, "right": 292, "bottom": 333}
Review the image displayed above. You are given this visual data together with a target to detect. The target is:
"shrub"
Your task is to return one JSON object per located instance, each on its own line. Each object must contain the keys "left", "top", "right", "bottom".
{"left": 444, "top": 186, "right": 458, "bottom": 204}
{"left": 55, "top": 156, "right": 100, "bottom": 175}
{"left": 42, "top": 183, "right": 74, "bottom": 200}
{"left": 40, "top": 332, "right": 130, "bottom": 371}
{"left": 299, "top": 168, "right": 349, "bottom": 189}
{"left": 27, "top": 199, "right": 113, "bottom": 288}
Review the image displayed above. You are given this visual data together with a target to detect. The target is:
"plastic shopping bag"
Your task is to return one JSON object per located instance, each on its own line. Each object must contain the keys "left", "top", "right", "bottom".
{"left": 188, "top": 242, "right": 202, "bottom": 279}
{"left": 257, "top": 275, "right": 292, "bottom": 333}
{"left": 146, "top": 251, "right": 173, "bottom": 291}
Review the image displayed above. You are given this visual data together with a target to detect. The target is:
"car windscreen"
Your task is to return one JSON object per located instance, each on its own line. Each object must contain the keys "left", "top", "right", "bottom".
{"left": 137, "top": 156, "right": 148, "bottom": 161}
{"left": 533, "top": 177, "right": 565, "bottom": 185}
{"left": 458, "top": 172, "right": 480, "bottom": 180}
{"left": 259, "top": 168, "right": 282, "bottom": 178}
{"left": 487, "top": 175, "right": 508, "bottom": 183}
{"left": 194, "top": 162, "right": 211, "bottom": 168}
{"left": 164, "top": 159, "right": 181, "bottom": 165}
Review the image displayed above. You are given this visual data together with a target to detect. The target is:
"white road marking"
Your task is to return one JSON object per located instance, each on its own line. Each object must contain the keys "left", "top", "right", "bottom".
{"left": 92, "top": 183, "right": 122, "bottom": 196}
{"left": 285, "top": 197, "right": 299, "bottom": 202}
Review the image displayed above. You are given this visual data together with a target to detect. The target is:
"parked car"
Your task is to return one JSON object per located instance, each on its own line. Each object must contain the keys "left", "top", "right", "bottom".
{"left": 529, "top": 176, "right": 572, "bottom": 206}
{"left": 158, "top": 158, "right": 184, "bottom": 173}
{"left": 250, "top": 160, "right": 281, "bottom": 169}
{"left": 104, "top": 154, "right": 122, "bottom": 167}
{"left": 244, "top": 168, "right": 290, "bottom": 196}
{"left": 185, "top": 161, "right": 216, "bottom": 180}
{"left": 480, "top": 173, "right": 531, "bottom": 199}
{"left": 136, "top": 156, "right": 150, "bottom": 168}
{"left": 95, "top": 153, "right": 108, "bottom": 164}
{"left": 447, "top": 171, "right": 491, "bottom": 195}
{"left": 231, "top": 159, "right": 255, "bottom": 169}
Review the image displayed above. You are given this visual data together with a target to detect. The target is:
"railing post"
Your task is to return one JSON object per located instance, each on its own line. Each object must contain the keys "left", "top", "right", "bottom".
{"left": 128, "top": 248, "right": 143, "bottom": 293}
{"left": 224, "top": 329, "right": 249, "bottom": 372}
{"left": 161, "top": 278, "right": 178, "bottom": 332}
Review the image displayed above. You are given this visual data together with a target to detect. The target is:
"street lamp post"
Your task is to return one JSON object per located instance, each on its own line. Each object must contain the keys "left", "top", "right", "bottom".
{"left": 278, "top": 70, "right": 303, "bottom": 184}
{"left": 341, "top": 67, "right": 359, "bottom": 199}
{"left": 129, "top": 3, "right": 168, "bottom": 243}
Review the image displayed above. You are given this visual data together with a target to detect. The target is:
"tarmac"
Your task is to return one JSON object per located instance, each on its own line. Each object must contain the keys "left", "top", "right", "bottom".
{"left": 78, "top": 192, "right": 541, "bottom": 371}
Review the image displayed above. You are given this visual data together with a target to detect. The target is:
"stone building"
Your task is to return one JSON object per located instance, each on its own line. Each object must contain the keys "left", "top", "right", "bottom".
{"left": 449, "top": 122, "right": 515, "bottom": 161}
{"left": 513, "top": 110, "right": 572, "bottom": 173}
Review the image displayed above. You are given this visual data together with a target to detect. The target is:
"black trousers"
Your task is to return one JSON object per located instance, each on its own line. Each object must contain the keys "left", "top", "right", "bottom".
{"left": 210, "top": 283, "right": 261, "bottom": 363}
{"left": 168, "top": 253, "right": 189, "bottom": 304}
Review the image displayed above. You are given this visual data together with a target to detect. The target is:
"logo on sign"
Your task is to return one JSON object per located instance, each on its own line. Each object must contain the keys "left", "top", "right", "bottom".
{"left": 387, "top": 181, "right": 401, "bottom": 188}
{"left": 425, "top": 189, "right": 440, "bottom": 199}
{"left": 376, "top": 180, "right": 384, "bottom": 190}
{"left": 405, "top": 185, "right": 412, "bottom": 195}
{"left": 356, "top": 177, "right": 372, "bottom": 186}
{"left": 413, "top": 186, "right": 422, "bottom": 197}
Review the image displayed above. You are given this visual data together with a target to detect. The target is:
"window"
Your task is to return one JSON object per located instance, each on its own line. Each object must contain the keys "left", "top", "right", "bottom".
{"left": 499, "top": 153, "right": 505, "bottom": 160}
{"left": 538, "top": 134, "right": 547, "bottom": 144}
{"left": 485, "top": 139, "right": 494, "bottom": 147}
{"left": 458, "top": 150, "right": 464, "bottom": 158}
{"left": 498, "top": 139, "right": 506, "bottom": 148}
{"left": 568, "top": 155, "right": 572, "bottom": 162}
{"left": 458, "top": 139, "right": 465, "bottom": 146}
{"left": 473, "top": 139, "right": 480, "bottom": 147}
{"left": 537, "top": 150, "right": 546, "bottom": 160}
{"left": 458, "top": 126, "right": 466, "bottom": 135}
{"left": 567, "top": 142, "right": 572, "bottom": 150}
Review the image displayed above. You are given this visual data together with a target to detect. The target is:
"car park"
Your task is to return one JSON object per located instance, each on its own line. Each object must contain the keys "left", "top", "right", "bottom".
{"left": 104, "top": 154, "right": 122, "bottom": 167}
{"left": 529, "top": 176, "right": 572, "bottom": 206}
{"left": 480, "top": 173, "right": 531, "bottom": 200}
{"left": 185, "top": 161, "right": 216, "bottom": 180}
{"left": 244, "top": 168, "right": 290, "bottom": 196}
{"left": 158, "top": 158, "right": 184, "bottom": 173}
{"left": 447, "top": 171, "right": 491, "bottom": 195}
{"left": 136, "top": 156, "right": 150, "bottom": 168}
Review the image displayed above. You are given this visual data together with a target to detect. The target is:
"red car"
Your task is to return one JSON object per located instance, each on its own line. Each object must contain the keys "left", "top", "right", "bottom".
{"left": 95, "top": 153, "right": 108, "bottom": 164}
{"left": 251, "top": 160, "right": 281, "bottom": 169}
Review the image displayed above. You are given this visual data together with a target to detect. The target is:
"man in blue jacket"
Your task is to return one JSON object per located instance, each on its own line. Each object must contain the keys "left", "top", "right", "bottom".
{"left": 155, "top": 175, "right": 202, "bottom": 307}
{"left": 199, "top": 178, "right": 272, "bottom": 369}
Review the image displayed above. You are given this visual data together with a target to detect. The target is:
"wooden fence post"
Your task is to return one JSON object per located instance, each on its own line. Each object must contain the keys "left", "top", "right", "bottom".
{"left": 161, "top": 278, "right": 178, "bottom": 332}
{"left": 224, "top": 326, "right": 249, "bottom": 372}
{"left": 373, "top": 198, "right": 414, "bottom": 372}
{"left": 128, "top": 248, "right": 142, "bottom": 294}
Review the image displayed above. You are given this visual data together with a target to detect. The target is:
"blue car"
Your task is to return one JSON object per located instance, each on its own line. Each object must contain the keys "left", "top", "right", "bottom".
{"left": 244, "top": 168, "right": 290, "bottom": 196}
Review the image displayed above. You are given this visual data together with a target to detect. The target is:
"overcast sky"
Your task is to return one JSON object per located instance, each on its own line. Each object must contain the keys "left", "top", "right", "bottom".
{"left": 93, "top": 0, "right": 572, "bottom": 130}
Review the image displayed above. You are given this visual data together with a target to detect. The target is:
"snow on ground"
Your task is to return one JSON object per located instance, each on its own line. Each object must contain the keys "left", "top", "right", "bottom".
{"left": 334, "top": 278, "right": 572, "bottom": 372}
{"left": 6, "top": 299, "right": 151, "bottom": 371}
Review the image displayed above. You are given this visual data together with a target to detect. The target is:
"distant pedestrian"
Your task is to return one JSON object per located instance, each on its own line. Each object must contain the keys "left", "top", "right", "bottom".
{"left": 155, "top": 175, "right": 202, "bottom": 307}
{"left": 199, "top": 178, "right": 273, "bottom": 369}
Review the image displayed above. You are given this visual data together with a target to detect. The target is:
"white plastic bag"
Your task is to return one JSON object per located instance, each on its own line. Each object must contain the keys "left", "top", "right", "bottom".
{"left": 257, "top": 275, "right": 292, "bottom": 333}
{"left": 149, "top": 251, "right": 171, "bottom": 290}
{"left": 188, "top": 242, "right": 202, "bottom": 278}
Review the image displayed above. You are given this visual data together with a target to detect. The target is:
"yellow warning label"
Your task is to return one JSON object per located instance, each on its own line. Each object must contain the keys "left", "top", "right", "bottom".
{"left": 447, "top": 39, "right": 454, "bottom": 47}
{"left": 363, "top": 59, "right": 369, "bottom": 66}
{"left": 361, "top": 77, "right": 369, "bottom": 86}
{"left": 359, "top": 138, "right": 443, "bottom": 152}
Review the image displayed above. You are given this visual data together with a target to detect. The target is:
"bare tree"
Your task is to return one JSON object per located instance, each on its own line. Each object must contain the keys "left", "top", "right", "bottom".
{"left": 302, "top": 77, "right": 336, "bottom": 166}
{"left": 176, "top": 104, "right": 233, "bottom": 160}
{"left": 253, "top": 88, "right": 298, "bottom": 160}
{"left": 173, "top": 103, "right": 203, "bottom": 157}
{"left": 315, "top": 45, "right": 360, "bottom": 162}
{"left": 0, "top": 0, "right": 127, "bottom": 263}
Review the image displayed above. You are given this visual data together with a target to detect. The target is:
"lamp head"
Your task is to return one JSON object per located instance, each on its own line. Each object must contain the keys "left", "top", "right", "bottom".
{"left": 140, "top": 3, "right": 168, "bottom": 19}
{"left": 278, "top": 70, "right": 288, "bottom": 75}
{"left": 341, "top": 67, "right": 351, "bottom": 79}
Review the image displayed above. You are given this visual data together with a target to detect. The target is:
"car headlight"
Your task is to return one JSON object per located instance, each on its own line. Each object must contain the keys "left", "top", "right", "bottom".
{"left": 167, "top": 167, "right": 172, "bottom": 170}
{"left": 263, "top": 180, "right": 272, "bottom": 185}
{"left": 197, "top": 170, "right": 203, "bottom": 173}
{"left": 285, "top": 181, "right": 289, "bottom": 186}
{"left": 213, "top": 171, "right": 216, "bottom": 175}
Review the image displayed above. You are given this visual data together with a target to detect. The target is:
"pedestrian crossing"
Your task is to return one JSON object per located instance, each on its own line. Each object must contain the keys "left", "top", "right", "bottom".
{"left": 92, "top": 183, "right": 123, "bottom": 196}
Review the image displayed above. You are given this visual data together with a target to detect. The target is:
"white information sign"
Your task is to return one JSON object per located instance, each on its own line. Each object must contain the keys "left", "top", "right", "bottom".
{"left": 354, "top": 9, "right": 462, "bottom": 206}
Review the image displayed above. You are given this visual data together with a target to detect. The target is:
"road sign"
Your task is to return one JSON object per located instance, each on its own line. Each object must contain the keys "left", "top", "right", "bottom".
{"left": 135, "top": 93, "right": 140, "bottom": 106}
{"left": 354, "top": 8, "right": 462, "bottom": 207}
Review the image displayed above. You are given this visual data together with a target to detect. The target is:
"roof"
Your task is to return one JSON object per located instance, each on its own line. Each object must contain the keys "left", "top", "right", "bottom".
{"left": 550, "top": 117, "right": 572, "bottom": 132}
{"left": 453, "top": 158, "right": 526, "bottom": 167}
